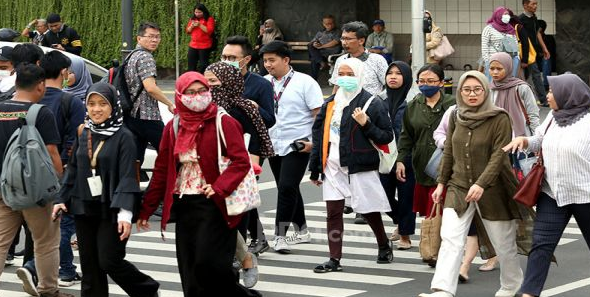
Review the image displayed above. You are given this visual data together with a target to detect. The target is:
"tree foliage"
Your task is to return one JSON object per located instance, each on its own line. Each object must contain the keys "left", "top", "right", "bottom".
{"left": 0, "top": 0, "right": 261, "bottom": 69}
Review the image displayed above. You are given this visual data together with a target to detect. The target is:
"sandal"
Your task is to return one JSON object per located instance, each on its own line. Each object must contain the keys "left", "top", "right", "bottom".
{"left": 479, "top": 257, "right": 498, "bottom": 272}
{"left": 313, "top": 258, "right": 342, "bottom": 273}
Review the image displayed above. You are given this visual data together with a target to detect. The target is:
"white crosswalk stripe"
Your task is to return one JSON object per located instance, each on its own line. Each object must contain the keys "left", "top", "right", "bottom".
{"left": 0, "top": 202, "right": 581, "bottom": 297}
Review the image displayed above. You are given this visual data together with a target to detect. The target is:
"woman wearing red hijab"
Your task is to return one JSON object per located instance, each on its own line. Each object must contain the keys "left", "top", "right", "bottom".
{"left": 137, "top": 72, "right": 259, "bottom": 296}
{"left": 481, "top": 6, "right": 520, "bottom": 78}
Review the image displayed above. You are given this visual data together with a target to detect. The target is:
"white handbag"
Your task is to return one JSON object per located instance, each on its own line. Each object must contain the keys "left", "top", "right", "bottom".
{"left": 361, "top": 96, "right": 398, "bottom": 174}
{"left": 216, "top": 109, "right": 261, "bottom": 216}
{"left": 430, "top": 35, "right": 455, "bottom": 61}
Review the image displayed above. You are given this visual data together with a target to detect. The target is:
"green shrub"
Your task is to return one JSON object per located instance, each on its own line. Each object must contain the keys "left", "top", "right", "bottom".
{"left": 0, "top": 0, "right": 261, "bottom": 69}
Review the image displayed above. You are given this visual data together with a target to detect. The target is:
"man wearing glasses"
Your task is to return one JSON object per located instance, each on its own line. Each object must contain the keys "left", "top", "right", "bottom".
{"left": 124, "top": 21, "right": 175, "bottom": 166}
{"left": 21, "top": 19, "right": 49, "bottom": 46}
{"left": 331, "top": 21, "right": 388, "bottom": 96}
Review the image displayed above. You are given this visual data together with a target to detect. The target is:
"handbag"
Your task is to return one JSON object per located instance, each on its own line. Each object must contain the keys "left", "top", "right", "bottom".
{"left": 513, "top": 120, "right": 552, "bottom": 207}
{"left": 424, "top": 148, "right": 443, "bottom": 179}
{"left": 515, "top": 24, "right": 537, "bottom": 65}
{"left": 501, "top": 35, "right": 519, "bottom": 55}
{"left": 216, "top": 109, "right": 261, "bottom": 216}
{"left": 430, "top": 35, "right": 455, "bottom": 61}
{"left": 419, "top": 203, "right": 442, "bottom": 262}
{"left": 361, "top": 96, "right": 398, "bottom": 174}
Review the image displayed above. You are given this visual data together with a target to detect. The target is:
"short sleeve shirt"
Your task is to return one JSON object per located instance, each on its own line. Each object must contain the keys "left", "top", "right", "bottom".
{"left": 125, "top": 47, "right": 161, "bottom": 121}
{"left": 0, "top": 101, "right": 60, "bottom": 175}
{"left": 265, "top": 70, "right": 324, "bottom": 156}
{"left": 331, "top": 51, "right": 388, "bottom": 96}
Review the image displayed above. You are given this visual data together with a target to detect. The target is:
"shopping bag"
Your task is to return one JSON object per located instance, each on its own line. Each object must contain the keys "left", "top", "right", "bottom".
{"left": 419, "top": 203, "right": 442, "bottom": 262}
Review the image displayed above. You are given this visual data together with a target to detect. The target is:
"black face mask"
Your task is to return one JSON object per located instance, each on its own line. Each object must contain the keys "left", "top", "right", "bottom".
{"left": 423, "top": 17, "right": 432, "bottom": 33}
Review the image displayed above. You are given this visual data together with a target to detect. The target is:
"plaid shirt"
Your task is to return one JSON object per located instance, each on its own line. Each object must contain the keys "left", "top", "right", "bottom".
{"left": 124, "top": 46, "right": 161, "bottom": 121}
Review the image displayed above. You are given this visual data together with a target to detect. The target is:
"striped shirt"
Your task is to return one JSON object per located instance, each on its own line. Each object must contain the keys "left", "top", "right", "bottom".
{"left": 527, "top": 112, "right": 590, "bottom": 206}
{"left": 481, "top": 24, "right": 518, "bottom": 64}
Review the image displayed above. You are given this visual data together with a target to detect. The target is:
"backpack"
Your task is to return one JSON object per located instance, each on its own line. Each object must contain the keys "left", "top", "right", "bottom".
{"left": 59, "top": 92, "right": 74, "bottom": 150}
{"left": 104, "top": 49, "right": 145, "bottom": 115}
{"left": 1, "top": 104, "right": 61, "bottom": 210}
{"left": 0, "top": 86, "right": 16, "bottom": 102}
{"left": 361, "top": 96, "right": 398, "bottom": 174}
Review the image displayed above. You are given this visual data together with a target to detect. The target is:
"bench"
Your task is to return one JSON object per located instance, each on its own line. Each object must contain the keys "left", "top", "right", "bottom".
{"left": 286, "top": 41, "right": 311, "bottom": 65}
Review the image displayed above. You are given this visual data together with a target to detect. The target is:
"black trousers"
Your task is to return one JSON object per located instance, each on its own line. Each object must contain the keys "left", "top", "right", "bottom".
{"left": 269, "top": 152, "right": 310, "bottom": 237}
{"left": 188, "top": 47, "right": 211, "bottom": 74}
{"left": 75, "top": 215, "right": 159, "bottom": 297}
{"left": 521, "top": 192, "right": 590, "bottom": 296}
{"left": 173, "top": 195, "right": 254, "bottom": 296}
{"left": 380, "top": 156, "right": 416, "bottom": 236}
{"left": 125, "top": 116, "right": 164, "bottom": 165}
{"left": 307, "top": 43, "right": 341, "bottom": 80}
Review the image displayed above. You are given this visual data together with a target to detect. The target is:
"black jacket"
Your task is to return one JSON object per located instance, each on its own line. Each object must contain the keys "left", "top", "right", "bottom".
{"left": 42, "top": 25, "right": 82, "bottom": 56}
{"left": 309, "top": 89, "right": 393, "bottom": 179}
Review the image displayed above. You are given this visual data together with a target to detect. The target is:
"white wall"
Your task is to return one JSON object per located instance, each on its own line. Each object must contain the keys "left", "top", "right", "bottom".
{"left": 380, "top": 0, "right": 555, "bottom": 35}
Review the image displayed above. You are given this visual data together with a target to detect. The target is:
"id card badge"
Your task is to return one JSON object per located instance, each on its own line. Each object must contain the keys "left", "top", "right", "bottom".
{"left": 87, "top": 175, "right": 103, "bottom": 197}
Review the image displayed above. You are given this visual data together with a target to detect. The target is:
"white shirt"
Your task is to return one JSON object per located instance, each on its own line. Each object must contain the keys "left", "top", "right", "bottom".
{"left": 331, "top": 51, "right": 388, "bottom": 96}
{"left": 527, "top": 112, "right": 590, "bottom": 206}
{"left": 265, "top": 70, "right": 323, "bottom": 156}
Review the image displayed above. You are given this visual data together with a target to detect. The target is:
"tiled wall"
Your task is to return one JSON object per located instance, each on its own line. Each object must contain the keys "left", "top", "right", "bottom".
{"left": 380, "top": 0, "right": 555, "bottom": 35}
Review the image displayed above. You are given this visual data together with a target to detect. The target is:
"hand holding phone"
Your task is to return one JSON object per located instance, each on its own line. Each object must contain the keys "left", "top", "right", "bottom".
{"left": 53, "top": 208, "right": 63, "bottom": 222}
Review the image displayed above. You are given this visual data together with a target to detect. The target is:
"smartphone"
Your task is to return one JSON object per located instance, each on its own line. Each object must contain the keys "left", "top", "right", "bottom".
{"left": 51, "top": 44, "right": 58, "bottom": 48}
{"left": 53, "top": 208, "right": 63, "bottom": 222}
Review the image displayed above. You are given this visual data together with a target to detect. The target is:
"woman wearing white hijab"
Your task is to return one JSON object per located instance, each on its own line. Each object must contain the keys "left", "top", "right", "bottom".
{"left": 309, "top": 58, "right": 394, "bottom": 272}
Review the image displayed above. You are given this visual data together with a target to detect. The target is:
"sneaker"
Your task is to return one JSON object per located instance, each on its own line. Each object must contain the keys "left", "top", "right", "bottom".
{"left": 16, "top": 267, "right": 38, "bottom": 296}
{"left": 59, "top": 272, "right": 82, "bottom": 287}
{"left": 273, "top": 236, "right": 290, "bottom": 254}
{"left": 248, "top": 239, "right": 270, "bottom": 256}
{"left": 14, "top": 249, "right": 25, "bottom": 257}
{"left": 354, "top": 213, "right": 367, "bottom": 224}
{"left": 242, "top": 253, "right": 259, "bottom": 288}
{"left": 495, "top": 288, "right": 519, "bottom": 297}
{"left": 5, "top": 253, "right": 14, "bottom": 266}
{"left": 418, "top": 291, "right": 454, "bottom": 297}
{"left": 285, "top": 230, "right": 311, "bottom": 245}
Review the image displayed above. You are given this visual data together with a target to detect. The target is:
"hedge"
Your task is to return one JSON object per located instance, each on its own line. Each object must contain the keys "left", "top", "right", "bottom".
{"left": 0, "top": 0, "right": 261, "bottom": 69}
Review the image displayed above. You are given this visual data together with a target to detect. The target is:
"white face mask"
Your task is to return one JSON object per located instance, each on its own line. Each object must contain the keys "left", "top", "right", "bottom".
{"left": 0, "top": 70, "right": 11, "bottom": 78}
{"left": 501, "top": 14, "right": 511, "bottom": 24}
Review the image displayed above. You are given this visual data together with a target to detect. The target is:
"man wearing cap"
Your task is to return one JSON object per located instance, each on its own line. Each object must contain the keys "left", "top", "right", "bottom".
{"left": 41, "top": 13, "right": 82, "bottom": 56}
{"left": 21, "top": 19, "right": 49, "bottom": 46}
{"left": 307, "top": 15, "right": 342, "bottom": 81}
{"left": 0, "top": 46, "right": 15, "bottom": 95}
{"left": 366, "top": 19, "right": 394, "bottom": 64}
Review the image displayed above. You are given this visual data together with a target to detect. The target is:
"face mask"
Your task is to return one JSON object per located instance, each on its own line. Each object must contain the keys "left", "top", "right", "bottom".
{"left": 222, "top": 59, "right": 243, "bottom": 70}
{"left": 419, "top": 85, "right": 441, "bottom": 98}
{"left": 265, "top": 28, "right": 273, "bottom": 33}
{"left": 0, "top": 70, "right": 10, "bottom": 78}
{"left": 501, "top": 14, "right": 511, "bottom": 24}
{"left": 62, "top": 78, "right": 70, "bottom": 89}
{"left": 336, "top": 76, "right": 359, "bottom": 93}
{"left": 178, "top": 91, "right": 212, "bottom": 112}
{"left": 423, "top": 17, "right": 432, "bottom": 33}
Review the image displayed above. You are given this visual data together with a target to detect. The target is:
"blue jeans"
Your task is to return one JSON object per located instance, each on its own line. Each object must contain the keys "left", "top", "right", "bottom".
{"left": 25, "top": 213, "right": 77, "bottom": 279}
{"left": 542, "top": 58, "right": 552, "bottom": 90}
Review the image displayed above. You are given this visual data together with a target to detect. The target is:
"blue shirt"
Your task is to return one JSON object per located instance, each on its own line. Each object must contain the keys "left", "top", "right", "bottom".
{"left": 39, "top": 87, "right": 85, "bottom": 160}
{"left": 244, "top": 71, "right": 275, "bottom": 128}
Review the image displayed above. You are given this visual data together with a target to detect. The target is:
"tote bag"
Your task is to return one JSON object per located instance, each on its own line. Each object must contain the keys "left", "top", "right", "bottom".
{"left": 419, "top": 203, "right": 442, "bottom": 262}
{"left": 361, "top": 96, "right": 398, "bottom": 174}
{"left": 216, "top": 109, "right": 261, "bottom": 216}
{"left": 430, "top": 35, "right": 455, "bottom": 61}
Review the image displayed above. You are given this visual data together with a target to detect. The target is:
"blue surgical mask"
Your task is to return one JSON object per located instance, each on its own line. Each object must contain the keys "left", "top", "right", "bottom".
{"left": 419, "top": 85, "right": 441, "bottom": 98}
{"left": 336, "top": 76, "right": 360, "bottom": 92}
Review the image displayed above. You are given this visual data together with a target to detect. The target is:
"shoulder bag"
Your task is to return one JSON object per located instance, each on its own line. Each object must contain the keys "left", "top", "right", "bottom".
{"left": 361, "top": 96, "right": 398, "bottom": 174}
{"left": 430, "top": 35, "right": 455, "bottom": 61}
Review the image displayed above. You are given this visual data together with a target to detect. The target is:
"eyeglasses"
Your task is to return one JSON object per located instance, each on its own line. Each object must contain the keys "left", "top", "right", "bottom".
{"left": 141, "top": 35, "right": 161, "bottom": 40}
{"left": 340, "top": 37, "right": 358, "bottom": 42}
{"left": 220, "top": 55, "right": 244, "bottom": 62}
{"left": 417, "top": 79, "right": 440, "bottom": 85}
{"left": 460, "top": 87, "right": 485, "bottom": 95}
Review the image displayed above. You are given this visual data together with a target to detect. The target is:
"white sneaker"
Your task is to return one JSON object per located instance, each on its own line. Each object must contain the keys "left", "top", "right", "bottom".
{"left": 285, "top": 230, "right": 311, "bottom": 244}
{"left": 495, "top": 288, "right": 519, "bottom": 297}
{"left": 418, "top": 291, "right": 454, "bottom": 297}
{"left": 273, "top": 236, "right": 291, "bottom": 254}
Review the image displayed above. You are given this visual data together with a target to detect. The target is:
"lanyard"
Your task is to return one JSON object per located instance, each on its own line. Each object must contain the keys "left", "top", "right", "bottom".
{"left": 86, "top": 131, "right": 105, "bottom": 170}
{"left": 271, "top": 69, "right": 295, "bottom": 114}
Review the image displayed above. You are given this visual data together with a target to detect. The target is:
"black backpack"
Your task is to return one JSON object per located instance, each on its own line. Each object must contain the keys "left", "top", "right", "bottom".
{"left": 0, "top": 86, "right": 16, "bottom": 102}
{"left": 104, "top": 49, "right": 145, "bottom": 115}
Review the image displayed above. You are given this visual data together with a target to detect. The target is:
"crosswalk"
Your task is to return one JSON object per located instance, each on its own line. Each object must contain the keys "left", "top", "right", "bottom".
{"left": 0, "top": 201, "right": 582, "bottom": 297}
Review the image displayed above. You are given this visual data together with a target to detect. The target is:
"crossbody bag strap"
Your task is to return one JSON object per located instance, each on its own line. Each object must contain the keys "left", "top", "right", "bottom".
{"left": 514, "top": 87, "right": 530, "bottom": 125}
{"left": 538, "top": 118, "right": 553, "bottom": 165}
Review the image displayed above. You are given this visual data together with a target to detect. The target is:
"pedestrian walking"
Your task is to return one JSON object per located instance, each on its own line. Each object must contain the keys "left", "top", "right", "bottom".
{"left": 309, "top": 58, "right": 394, "bottom": 272}
{"left": 137, "top": 72, "right": 260, "bottom": 296}
{"left": 53, "top": 82, "right": 160, "bottom": 297}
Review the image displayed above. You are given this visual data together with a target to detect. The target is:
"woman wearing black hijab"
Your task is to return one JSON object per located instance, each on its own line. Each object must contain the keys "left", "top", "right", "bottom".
{"left": 376, "top": 61, "right": 416, "bottom": 249}
{"left": 53, "top": 82, "right": 160, "bottom": 297}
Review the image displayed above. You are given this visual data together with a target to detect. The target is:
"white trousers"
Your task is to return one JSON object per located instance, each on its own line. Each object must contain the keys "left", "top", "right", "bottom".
{"left": 430, "top": 202, "right": 523, "bottom": 295}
